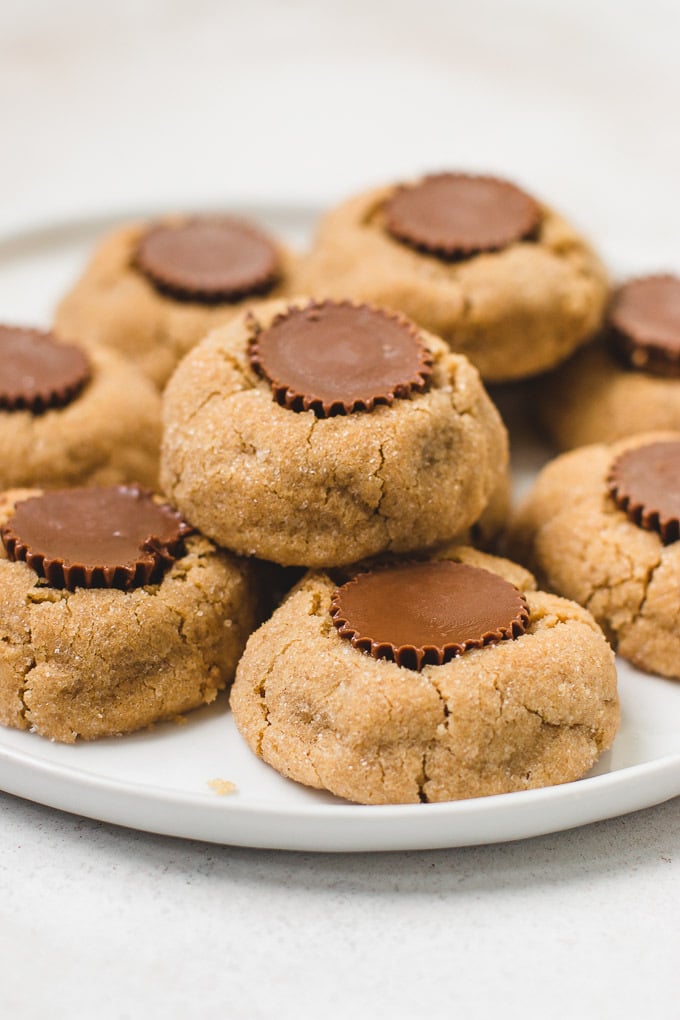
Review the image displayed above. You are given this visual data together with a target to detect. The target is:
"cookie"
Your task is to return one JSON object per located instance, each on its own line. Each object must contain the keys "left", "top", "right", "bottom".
{"left": 507, "top": 431, "right": 680, "bottom": 679}
{"left": 230, "top": 546, "right": 618, "bottom": 804}
{"left": 536, "top": 275, "right": 680, "bottom": 449}
{"left": 0, "top": 325, "right": 161, "bottom": 489}
{"left": 55, "top": 215, "right": 297, "bottom": 389}
{"left": 294, "top": 173, "right": 608, "bottom": 382}
{"left": 0, "top": 486, "right": 259, "bottom": 742}
{"left": 160, "top": 298, "right": 508, "bottom": 567}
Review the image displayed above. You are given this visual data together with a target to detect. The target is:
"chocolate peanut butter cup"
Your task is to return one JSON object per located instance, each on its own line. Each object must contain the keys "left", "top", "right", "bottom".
{"left": 608, "top": 275, "right": 680, "bottom": 376}
{"left": 135, "top": 217, "right": 280, "bottom": 303}
{"left": 608, "top": 440, "right": 680, "bottom": 543}
{"left": 330, "top": 561, "right": 529, "bottom": 670}
{"left": 384, "top": 173, "right": 541, "bottom": 259}
{"left": 0, "top": 325, "right": 90, "bottom": 413}
{"left": 249, "top": 301, "right": 433, "bottom": 416}
{"left": 1, "top": 486, "right": 192, "bottom": 590}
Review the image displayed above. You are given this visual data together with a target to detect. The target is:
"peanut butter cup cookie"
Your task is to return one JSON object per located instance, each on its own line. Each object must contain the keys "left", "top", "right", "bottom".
{"left": 230, "top": 546, "right": 618, "bottom": 804}
{"left": 161, "top": 298, "right": 508, "bottom": 567}
{"left": 0, "top": 486, "right": 259, "bottom": 742}
{"left": 294, "top": 173, "right": 608, "bottom": 382}
{"left": 55, "top": 215, "right": 296, "bottom": 389}
{"left": 508, "top": 432, "right": 680, "bottom": 679}
{"left": 537, "top": 275, "right": 680, "bottom": 449}
{"left": 0, "top": 325, "right": 161, "bottom": 488}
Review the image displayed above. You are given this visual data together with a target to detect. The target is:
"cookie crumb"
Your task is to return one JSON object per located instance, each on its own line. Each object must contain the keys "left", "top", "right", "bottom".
{"left": 208, "top": 778, "right": 237, "bottom": 796}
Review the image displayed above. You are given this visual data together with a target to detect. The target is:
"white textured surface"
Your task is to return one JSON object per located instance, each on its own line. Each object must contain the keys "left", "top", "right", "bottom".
{"left": 0, "top": 792, "right": 678, "bottom": 1020}
{"left": 0, "top": 2, "right": 679, "bottom": 1017}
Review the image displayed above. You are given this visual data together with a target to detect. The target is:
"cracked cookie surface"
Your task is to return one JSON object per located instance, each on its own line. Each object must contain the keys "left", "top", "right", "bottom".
{"left": 0, "top": 490, "right": 260, "bottom": 742}
{"left": 293, "top": 183, "right": 608, "bottom": 383}
{"left": 230, "top": 546, "right": 618, "bottom": 804}
{"left": 55, "top": 219, "right": 297, "bottom": 390}
{"left": 0, "top": 346, "right": 162, "bottom": 489}
{"left": 507, "top": 432, "right": 680, "bottom": 679}
{"left": 160, "top": 298, "right": 508, "bottom": 567}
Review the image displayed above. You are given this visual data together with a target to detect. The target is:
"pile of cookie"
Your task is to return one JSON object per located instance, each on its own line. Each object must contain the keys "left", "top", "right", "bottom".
{"left": 3, "top": 171, "right": 679, "bottom": 805}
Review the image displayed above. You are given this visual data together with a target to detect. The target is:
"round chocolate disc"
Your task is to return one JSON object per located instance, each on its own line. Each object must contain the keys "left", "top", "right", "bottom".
{"left": 1, "top": 486, "right": 192, "bottom": 590}
{"left": 384, "top": 173, "right": 541, "bottom": 259}
{"left": 608, "top": 275, "right": 680, "bottom": 376}
{"left": 249, "top": 301, "right": 433, "bottom": 416}
{"left": 0, "top": 325, "right": 90, "bottom": 413}
{"left": 330, "top": 560, "right": 529, "bottom": 670}
{"left": 608, "top": 440, "right": 680, "bottom": 543}
{"left": 135, "top": 217, "right": 280, "bottom": 303}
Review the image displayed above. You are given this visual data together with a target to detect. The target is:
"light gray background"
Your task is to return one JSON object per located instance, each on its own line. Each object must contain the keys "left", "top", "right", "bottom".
{"left": 1, "top": 2, "right": 679, "bottom": 1017}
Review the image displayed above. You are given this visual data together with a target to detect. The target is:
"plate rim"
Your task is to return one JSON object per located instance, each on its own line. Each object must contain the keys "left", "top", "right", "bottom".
{"left": 1, "top": 740, "right": 679, "bottom": 851}
{"left": 2, "top": 738, "right": 680, "bottom": 817}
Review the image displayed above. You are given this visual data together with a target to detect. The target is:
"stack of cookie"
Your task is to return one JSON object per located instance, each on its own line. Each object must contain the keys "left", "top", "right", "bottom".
{"left": 155, "top": 289, "right": 617, "bottom": 805}
{"left": 507, "top": 274, "right": 680, "bottom": 683}
{"left": 0, "top": 212, "right": 301, "bottom": 744}
{"left": 1, "top": 173, "right": 638, "bottom": 805}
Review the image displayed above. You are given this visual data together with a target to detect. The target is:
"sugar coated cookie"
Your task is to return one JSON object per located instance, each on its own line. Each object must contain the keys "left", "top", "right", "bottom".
{"left": 55, "top": 215, "right": 297, "bottom": 389}
{"left": 230, "top": 546, "right": 618, "bottom": 804}
{"left": 0, "top": 325, "right": 161, "bottom": 488}
{"left": 161, "top": 298, "right": 508, "bottom": 567}
{"left": 536, "top": 275, "right": 680, "bottom": 449}
{"left": 294, "top": 173, "right": 608, "bottom": 382}
{"left": 508, "top": 431, "right": 680, "bottom": 679}
{"left": 0, "top": 486, "right": 259, "bottom": 741}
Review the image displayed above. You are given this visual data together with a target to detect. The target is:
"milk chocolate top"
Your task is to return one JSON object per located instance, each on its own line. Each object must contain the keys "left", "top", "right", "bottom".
{"left": 608, "top": 440, "right": 680, "bottom": 543}
{"left": 1, "top": 486, "right": 192, "bottom": 589}
{"left": 608, "top": 275, "right": 680, "bottom": 376}
{"left": 0, "top": 326, "right": 90, "bottom": 413}
{"left": 331, "top": 560, "right": 529, "bottom": 670}
{"left": 384, "top": 173, "right": 541, "bottom": 259}
{"left": 249, "top": 301, "right": 432, "bottom": 416}
{"left": 135, "top": 217, "right": 280, "bottom": 303}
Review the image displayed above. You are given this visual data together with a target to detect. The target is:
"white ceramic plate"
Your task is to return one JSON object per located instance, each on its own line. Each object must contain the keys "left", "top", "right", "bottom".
{"left": 0, "top": 206, "right": 678, "bottom": 852}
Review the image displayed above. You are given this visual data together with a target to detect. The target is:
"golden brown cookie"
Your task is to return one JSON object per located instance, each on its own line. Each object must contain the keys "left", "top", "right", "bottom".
{"left": 507, "top": 431, "right": 680, "bottom": 679}
{"left": 293, "top": 173, "right": 608, "bottom": 383}
{"left": 536, "top": 275, "right": 680, "bottom": 449}
{"left": 0, "top": 486, "right": 259, "bottom": 742}
{"left": 0, "top": 325, "right": 161, "bottom": 489}
{"left": 160, "top": 298, "right": 508, "bottom": 567}
{"left": 230, "top": 546, "right": 618, "bottom": 804}
{"left": 55, "top": 215, "right": 297, "bottom": 389}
